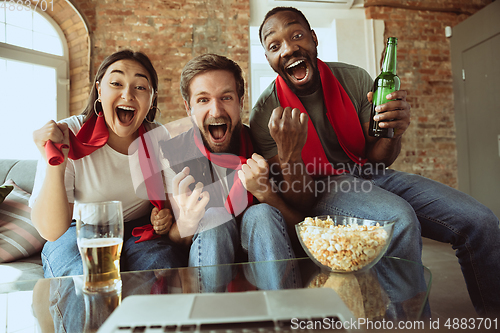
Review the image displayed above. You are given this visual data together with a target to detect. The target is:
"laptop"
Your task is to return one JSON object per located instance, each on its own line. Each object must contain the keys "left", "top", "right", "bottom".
{"left": 98, "top": 288, "right": 357, "bottom": 332}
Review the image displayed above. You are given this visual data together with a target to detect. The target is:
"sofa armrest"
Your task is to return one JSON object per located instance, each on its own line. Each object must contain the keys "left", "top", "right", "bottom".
{"left": 0, "top": 159, "right": 38, "bottom": 194}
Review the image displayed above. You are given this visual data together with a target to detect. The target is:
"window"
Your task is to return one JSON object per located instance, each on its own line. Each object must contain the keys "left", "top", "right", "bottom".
{"left": 0, "top": 4, "right": 69, "bottom": 160}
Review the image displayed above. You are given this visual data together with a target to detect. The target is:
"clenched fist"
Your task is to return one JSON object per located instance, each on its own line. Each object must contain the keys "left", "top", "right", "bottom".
{"left": 238, "top": 153, "right": 272, "bottom": 202}
{"left": 33, "top": 120, "right": 70, "bottom": 163}
{"left": 268, "top": 106, "right": 308, "bottom": 165}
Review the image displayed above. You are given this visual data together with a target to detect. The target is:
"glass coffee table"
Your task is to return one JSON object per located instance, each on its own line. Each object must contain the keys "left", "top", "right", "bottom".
{"left": 0, "top": 256, "right": 431, "bottom": 332}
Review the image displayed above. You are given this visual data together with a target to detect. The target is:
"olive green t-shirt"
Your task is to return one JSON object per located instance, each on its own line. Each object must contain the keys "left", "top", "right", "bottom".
{"left": 249, "top": 62, "right": 373, "bottom": 169}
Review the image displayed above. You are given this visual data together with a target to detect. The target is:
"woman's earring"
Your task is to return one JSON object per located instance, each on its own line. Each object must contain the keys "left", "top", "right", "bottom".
{"left": 94, "top": 99, "right": 104, "bottom": 117}
{"left": 145, "top": 106, "right": 160, "bottom": 124}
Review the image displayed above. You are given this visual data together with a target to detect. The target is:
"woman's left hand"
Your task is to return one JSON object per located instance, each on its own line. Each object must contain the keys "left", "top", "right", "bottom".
{"left": 150, "top": 207, "right": 173, "bottom": 235}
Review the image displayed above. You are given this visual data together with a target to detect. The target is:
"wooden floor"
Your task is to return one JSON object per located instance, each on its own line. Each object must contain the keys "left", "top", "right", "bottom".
{"left": 421, "top": 238, "right": 477, "bottom": 320}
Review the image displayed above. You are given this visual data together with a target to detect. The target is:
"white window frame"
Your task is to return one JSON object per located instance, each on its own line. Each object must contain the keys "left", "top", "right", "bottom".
{"left": 0, "top": 7, "right": 69, "bottom": 121}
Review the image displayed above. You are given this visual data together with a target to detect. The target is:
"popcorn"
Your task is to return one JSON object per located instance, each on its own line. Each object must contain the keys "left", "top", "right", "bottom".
{"left": 307, "top": 272, "right": 389, "bottom": 320}
{"left": 298, "top": 216, "right": 389, "bottom": 272}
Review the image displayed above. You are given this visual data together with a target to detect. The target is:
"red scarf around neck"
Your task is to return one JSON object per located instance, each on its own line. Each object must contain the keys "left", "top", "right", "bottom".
{"left": 193, "top": 126, "right": 254, "bottom": 217}
{"left": 275, "top": 59, "right": 366, "bottom": 177}
{"left": 44, "top": 112, "right": 162, "bottom": 243}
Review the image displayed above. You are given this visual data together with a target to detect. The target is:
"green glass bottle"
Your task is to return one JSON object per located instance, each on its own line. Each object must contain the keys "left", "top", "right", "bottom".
{"left": 369, "top": 37, "right": 400, "bottom": 138}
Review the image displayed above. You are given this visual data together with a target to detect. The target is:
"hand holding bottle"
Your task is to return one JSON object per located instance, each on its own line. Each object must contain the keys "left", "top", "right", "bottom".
{"left": 367, "top": 90, "right": 411, "bottom": 138}
{"left": 370, "top": 37, "right": 412, "bottom": 138}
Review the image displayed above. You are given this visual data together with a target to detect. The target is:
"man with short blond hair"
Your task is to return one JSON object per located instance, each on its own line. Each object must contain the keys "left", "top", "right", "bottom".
{"left": 157, "top": 54, "right": 302, "bottom": 292}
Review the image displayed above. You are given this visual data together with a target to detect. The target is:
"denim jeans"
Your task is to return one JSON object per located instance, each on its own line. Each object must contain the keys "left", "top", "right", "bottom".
{"left": 49, "top": 278, "right": 84, "bottom": 333}
{"left": 41, "top": 216, "right": 187, "bottom": 279}
{"left": 372, "top": 257, "right": 431, "bottom": 320}
{"left": 188, "top": 204, "right": 301, "bottom": 292}
{"left": 48, "top": 272, "right": 162, "bottom": 333}
{"left": 312, "top": 167, "right": 500, "bottom": 316}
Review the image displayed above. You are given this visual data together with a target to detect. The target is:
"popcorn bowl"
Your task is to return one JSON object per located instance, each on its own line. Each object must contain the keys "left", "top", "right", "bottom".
{"left": 295, "top": 215, "right": 395, "bottom": 273}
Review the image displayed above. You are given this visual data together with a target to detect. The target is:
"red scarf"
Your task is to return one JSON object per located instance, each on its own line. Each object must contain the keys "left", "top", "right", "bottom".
{"left": 45, "top": 112, "right": 108, "bottom": 165}
{"left": 276, "top": 59, "right": 366, "bottom": 177}
{"left": 130, "top": 125, "right": 165, "bottom": 243}
{"left": 193, "top": 126, "right": 254, "bottom": 217}
{"left": 44, "top": 113, "right": 162, "bottom": 243}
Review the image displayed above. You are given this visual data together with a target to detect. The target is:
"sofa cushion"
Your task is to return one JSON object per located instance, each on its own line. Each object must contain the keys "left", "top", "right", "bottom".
{"left": 0, "top": 159, "right": 38, "bottom": 194}
{"left": 0, "top": 179, "right": 46, "bottom": 263}
{"left": 0, "top": 184, "right": 14, "bottom": 203}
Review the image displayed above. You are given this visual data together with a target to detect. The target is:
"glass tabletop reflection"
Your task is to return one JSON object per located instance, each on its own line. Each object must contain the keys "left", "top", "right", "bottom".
{"left": 1, "top": 256, "right": 431, "bottom": 333}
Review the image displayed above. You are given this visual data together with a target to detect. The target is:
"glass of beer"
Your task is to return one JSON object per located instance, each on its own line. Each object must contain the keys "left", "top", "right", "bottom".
{"left": 83, "top": 288, "right": 122, "bottom": 332}
{"left": 76, "top": 201, "right": 124, "bottom": 293}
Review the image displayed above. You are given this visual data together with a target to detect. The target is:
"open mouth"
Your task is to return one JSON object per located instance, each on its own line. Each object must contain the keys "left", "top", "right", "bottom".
{"left": 286, "top": 60, "right": 309, "bottom": 81}
{"left": 116, "top": 105, "right": 136, "bottom": 125}
{"left": 208, "top": 123, "right": 228, "bottom": 143}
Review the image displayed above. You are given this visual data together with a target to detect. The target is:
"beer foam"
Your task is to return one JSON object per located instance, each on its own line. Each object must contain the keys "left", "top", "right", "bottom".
{"left": 79, "top": 237, "right": 123, "bottom": 248}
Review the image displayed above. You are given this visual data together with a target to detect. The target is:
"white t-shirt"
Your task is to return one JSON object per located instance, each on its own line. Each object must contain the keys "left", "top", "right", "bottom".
{"left": 29, "top": 115, "right": 171, "bottom": 222}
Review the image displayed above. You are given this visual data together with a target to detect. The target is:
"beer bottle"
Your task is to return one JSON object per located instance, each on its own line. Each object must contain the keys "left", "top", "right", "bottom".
{"left": 369, "top": 37, "right": 400, "bottom": 138}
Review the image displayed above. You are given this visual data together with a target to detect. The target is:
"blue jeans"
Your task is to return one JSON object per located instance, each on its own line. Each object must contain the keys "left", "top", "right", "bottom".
{"left": 313, "top": 167, "right": 500, "bottom": 316}
{"left": 188, "top": 205, "right": 301, "bottom": 292}
{"left": 372, "top": 257, "right": 431, "bottom": 320}
{"left": 48, "top": 271, "right": 162, "bottom": 333}
{"left": 41, "top": 216, "right": 187, "bottom": 278}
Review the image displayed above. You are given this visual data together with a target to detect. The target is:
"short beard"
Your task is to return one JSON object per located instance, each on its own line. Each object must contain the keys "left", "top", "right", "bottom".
{"left": 225, "top": 120, "right": 242, "bottom": 155}
{"left": 200, "top": 119, "right": 243, "bottom": 155}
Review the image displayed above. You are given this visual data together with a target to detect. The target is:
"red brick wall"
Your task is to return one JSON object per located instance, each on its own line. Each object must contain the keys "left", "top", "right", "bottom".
{"left": 365, "top": 0, "right": 492, "bottom": 188}
{"left": 38, "top": 0, "right": 492, "bottom": 188}
{"left": 70, "top": 0, "right": 250, "bottom": 126}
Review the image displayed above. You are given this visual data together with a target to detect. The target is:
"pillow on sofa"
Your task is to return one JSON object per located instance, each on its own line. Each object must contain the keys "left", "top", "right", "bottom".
{"left": 0, "top": 179, "right": 46, "bottom": 263}
{"left": 0, "top": 184, "right": 14, "bottom": 204}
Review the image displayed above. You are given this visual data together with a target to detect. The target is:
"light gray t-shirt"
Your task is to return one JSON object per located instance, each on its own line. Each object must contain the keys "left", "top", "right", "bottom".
{"left": 249, "top": 62, "right": 373, "bottom": 169}
{"left": 30, "top": 115, "right": 169, "bottom": 222}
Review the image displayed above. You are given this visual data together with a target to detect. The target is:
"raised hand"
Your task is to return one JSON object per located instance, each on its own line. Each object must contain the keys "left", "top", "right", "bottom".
{"left": 33, "top": 120, "right": 70, "bottom": 163}
{"left": 238, "top": 153, "right": 272, "bottom": 202}
{"left": 171, "top": 166, "right": 210, "bottom": 237}
{"left": 268, "top": 106, "right": 308, "bottom": 165}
